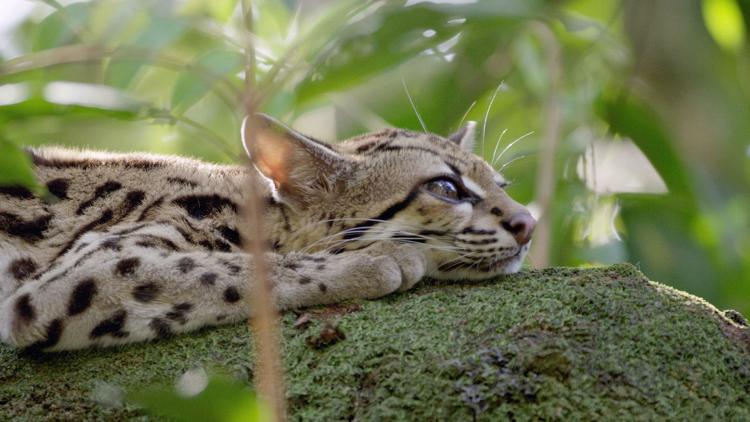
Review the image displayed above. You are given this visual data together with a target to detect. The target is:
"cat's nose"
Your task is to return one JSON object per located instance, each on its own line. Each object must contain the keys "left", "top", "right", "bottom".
{"left": 501, "top": 212, "right": 536, "bottom": 245}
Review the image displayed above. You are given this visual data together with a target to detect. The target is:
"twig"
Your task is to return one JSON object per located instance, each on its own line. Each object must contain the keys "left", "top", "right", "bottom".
{"left": 529, "top": 22, "right": 562, "bottom": 268}
{"left": 239, "top": 1, "right": 286, "bottom": 420}
{"left": 0, "top": 44, "right": 240, "bottom": 112}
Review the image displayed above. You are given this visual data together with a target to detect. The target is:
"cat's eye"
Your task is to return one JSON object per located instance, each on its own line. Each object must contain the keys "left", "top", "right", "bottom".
{"left": 497, "top": 181, "right": 510, "bottom": 189}
{"left": 424, "top": 178, "right": 461, "bottom": 201}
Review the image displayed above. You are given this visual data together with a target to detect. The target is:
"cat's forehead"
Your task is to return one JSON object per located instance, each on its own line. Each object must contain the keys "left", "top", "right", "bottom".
{"left": 340, "top": 128, "right": 503, "bottom": 184}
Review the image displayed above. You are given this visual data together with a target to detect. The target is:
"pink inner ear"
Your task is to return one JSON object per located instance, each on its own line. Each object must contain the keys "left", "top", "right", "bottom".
{"left": 252, "top": 129, "right": 293, "bottom": 188}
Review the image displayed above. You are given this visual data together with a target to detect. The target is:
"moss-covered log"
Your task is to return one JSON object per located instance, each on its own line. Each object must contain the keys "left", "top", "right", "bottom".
{"left": 2, "top": 264, "right": 749, "bottom": 420}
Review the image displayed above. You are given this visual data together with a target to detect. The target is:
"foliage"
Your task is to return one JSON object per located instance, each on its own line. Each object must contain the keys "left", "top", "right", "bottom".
{"left": 131, "top": 375, "right": 271, "bottom": 421}
{"left": 0, "top": 0, "right": 748, "bottom": 313}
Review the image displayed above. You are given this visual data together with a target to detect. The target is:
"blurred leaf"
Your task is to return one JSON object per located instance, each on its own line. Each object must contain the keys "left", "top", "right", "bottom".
{"left": 131, "top": 376, "right": 270, "bottom": 422}
{"left": 171, "top": 49, "right": 243, "bottom": 111}
{"left": 107, "top": 15, "right": 189, "bottom": 88}
{"left": 514, "top": 33, "right": 547, "bottom": 96}
{"left": 182, "top": 0, "right": 238, "bottom": 22}
{"left": 0, "top": 81, "right": 145, "bottom": 122}
{"left": 254, "top": 0, "right": 292, "bottom": 43}
{"left": 0, "top": 138, "right": 42, "bottom": 195}
{"left": 595, "top": 94, "right": 695, "bottom": 201}
{"left": 32, "top": 2, "right": 92, "bottom": 51}
{"left": 702, "top": 0, "right": 746, "bottom": 53}
{"left": 296, "top": 0, "right": 545, "bottom": 103}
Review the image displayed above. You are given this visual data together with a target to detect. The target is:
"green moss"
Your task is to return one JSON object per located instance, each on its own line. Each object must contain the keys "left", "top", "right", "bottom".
{"left": 2, "top": 264, "right": 749, "bottom": 420}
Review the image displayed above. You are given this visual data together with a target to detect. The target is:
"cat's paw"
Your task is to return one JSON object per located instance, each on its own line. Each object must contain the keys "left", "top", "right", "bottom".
{"left": 366, "top": 242, "right": 426, "bottom": 293}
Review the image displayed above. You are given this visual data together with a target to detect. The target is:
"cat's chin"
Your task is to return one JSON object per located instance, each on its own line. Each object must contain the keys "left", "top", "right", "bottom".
{"left": 431, "top": 244, "right": 529, "bottom": 280}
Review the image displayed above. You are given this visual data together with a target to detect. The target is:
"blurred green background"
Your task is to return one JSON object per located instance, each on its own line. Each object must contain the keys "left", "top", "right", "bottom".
{"left": 0, "top": 0, "right": 748, "bottom": 314}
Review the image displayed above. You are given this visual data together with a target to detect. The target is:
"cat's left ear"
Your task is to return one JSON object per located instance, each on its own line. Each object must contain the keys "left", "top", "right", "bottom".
{"left": 447, "top": 121, "right": 476, "bottom": 152}
{"left": 242, "top": 114, "right": 346, "bottom": 205}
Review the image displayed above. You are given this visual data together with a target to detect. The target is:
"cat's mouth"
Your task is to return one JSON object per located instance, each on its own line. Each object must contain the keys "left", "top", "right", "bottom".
{"left": 435, "top": 244, "right": 527, "bottom": 278}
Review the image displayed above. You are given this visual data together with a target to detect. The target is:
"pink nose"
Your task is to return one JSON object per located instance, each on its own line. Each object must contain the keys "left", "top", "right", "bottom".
{"left": 502, "top": 212, "right": 536, "bottom": 245}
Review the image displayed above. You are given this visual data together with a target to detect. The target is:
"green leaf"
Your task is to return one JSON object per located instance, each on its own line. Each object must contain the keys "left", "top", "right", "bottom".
{"left": 181, "top": 0, "right": 238, "bottom": 22}
{"left": 0, "top": 82, "right": 145, "bottom": 122}
{"left": 170, "top": 49, "right": 243, "bottom": 111}
{"left": 0, "top": 138, "right": 42, "bottom": 195}
{"left": 107, "top": 15, "right": 189, "bottom": 88}
{"left": 32, "top": 2, "right": 92, "bottom": 51}
{"left": 295, "top": 0, "right": 545, "bottom": 103}
{"left": 702, "top": 0, "right": 746, "bottom": 53}
{"left": 130, "top": 376, "right": 271, "bottom": 422}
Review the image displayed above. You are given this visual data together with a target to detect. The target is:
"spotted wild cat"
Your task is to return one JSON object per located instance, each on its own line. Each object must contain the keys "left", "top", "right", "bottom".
{"left": 0, "top": 114, "right": 535, "bottom": 351}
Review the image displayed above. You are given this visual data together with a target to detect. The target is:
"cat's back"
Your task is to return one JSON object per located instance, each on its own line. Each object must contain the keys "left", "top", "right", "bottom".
{"left": 0, "top": 147, "right": 247, "bottom": 267}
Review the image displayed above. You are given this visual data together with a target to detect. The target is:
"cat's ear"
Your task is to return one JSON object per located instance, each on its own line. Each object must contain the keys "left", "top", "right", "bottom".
{"left": 447, "top": 121, "right": 476, "bottom": 152}
{"left": 242, "top": 114, "right": 345, "bottom": 204}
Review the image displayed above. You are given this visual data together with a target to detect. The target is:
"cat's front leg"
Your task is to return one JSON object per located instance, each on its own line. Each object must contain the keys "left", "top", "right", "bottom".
{"left": 0, "top": 236, "right": 426, "bottom": 351}
{"left": 273, "top": 241, "right": 427, "bottom": 309}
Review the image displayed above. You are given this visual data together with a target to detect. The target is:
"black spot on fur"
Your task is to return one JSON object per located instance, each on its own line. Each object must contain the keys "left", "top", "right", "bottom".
{"left": 318, "top": 283, "right": 328, "bottom": 293}
{"left": 27, "top": 318, "right": 63, "bottom": 351}
{"left": 460, "top": 227, "right": 496, "bottom": 235}
{"left": 55, "top": 208, "right": 114, "bottom": 260}
{"left": 149, "top": 318, "right": 173, "bottom": 339}
{"left": 283, "top": 261, "right": 299, "bottom": 271}
{"left": 174, "top": 303, "right": 193, "bottom": 312}
{"left": 74, "top": 242, "right": 90, "bottom": 253}
{"left": 316, "top": 264, "right": 326, "bottom": 271}
{"left": 200, "top": 272, "right": 217, "bottom": 286}
{"left": 490, "top": 207, "right": 503, "bottom": 217}
{"left": 300, "top": 256, "right": 326, "bottom": 263}
{"left": 30, "top": 150, "right": 165, "bottom": 170}
{"left": 137, "top": 235, "right": 179, "bottom": 251}
{"left": 0, "top": 212, "right": 52, "bottom": 242}
{"left": 135, "top": 240, "right": 158, "bottom": 249}
{"left": 15, "top": 294, "right": 35, "bottom": 323}
{"left": 299, "top": 276, "right": 312, "bottom": 285}
{"left": 217, "top": 225, "right": 242, "bottom": 246}
{"left": 223, "top": 286, "right": 241, "bottom": 303}
{"left": 221, "top": 260, "right": 241, "bottom": 274}
{"left": 342, "top": 189, "right": 420, "bottom": 240}
{"left": 214, "top": 239, "right": 232, "bottom": 252}
{"left": 457, "top": 237, "right": 497, "bottom": 245}
{"left": 76, "top": 181, "right": 122, "bottom": 215}
{"left": 68, "top": 279, "right": 97, "bottom": 316}
{"left": 177, "top": 257, "right": 196, "bottom": 273}
{"left": 133, "top": 282, "right": 160, "bottom": 302}
{"left": 114, "top": 223, "right": 146, "bottom": 236}
{"left": 137, "top": 195, "right": 165, "bottom": 222}
{"left": 174, "top": 226, "right": 197, "bottom": 245}
{"left": 115, "top": 257, "right": 140, "bottom": 277}
{"left": 0, "top": 185, "right": 33, "bottom": 199}
{"left": 167, "top": 177, "right": 199, "bottom": 188}
{"left": 45, "top": 178, "right": 70, "bottom": 199}
{"left": 166, "top": 303, "right": 193, "bottom": 324}
{"left": 199, "top": 240, "right": 214, "bottom": 251}
{"left": 172, "top": 194, "right": 238, "bottom": 220}
{"left": 121, "top": 190, "right": 146, "bottom": 218}
{"left": 9, "top": 258, "right": 37, "bottom": 280}
{"left": 90, "top": 310, "right": 129, "bottom": 339}
{"left": 100, "top": 237, "right": 122, "bottom": 251}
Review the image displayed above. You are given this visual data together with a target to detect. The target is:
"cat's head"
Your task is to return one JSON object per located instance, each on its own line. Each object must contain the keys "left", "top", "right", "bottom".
{"left": 244, "top": 114, "right": 535, "bottom": 279}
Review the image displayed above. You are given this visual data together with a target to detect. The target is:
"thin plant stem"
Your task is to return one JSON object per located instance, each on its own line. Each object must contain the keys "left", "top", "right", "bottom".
{"left": 529, "top": 22, "right": 562, "bottom": 268}
{"left": 239, "top": 1, "right": 286, "bottom": 420}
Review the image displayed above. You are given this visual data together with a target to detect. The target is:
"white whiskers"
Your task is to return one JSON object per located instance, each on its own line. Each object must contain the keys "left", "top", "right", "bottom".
{"left": 401, "top": 76, "right": 427, "bottom": 132}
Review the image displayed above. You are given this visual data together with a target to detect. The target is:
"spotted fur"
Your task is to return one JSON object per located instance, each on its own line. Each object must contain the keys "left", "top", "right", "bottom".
{"left": 0, "top": 115, "right": 534, "bottom": 351}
